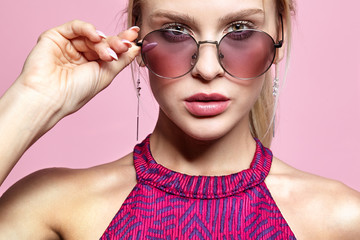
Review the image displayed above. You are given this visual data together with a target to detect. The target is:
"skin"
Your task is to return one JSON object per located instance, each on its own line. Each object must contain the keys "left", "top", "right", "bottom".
{"left": 0, "top": 0, "right": 360, "bottom": 239}
{"left": 144, "top": 0, "right": 276, "bottom": 174}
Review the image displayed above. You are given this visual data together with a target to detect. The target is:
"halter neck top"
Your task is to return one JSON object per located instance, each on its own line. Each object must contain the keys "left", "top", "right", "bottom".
{"left": 100, "top": 136, "right": 296, "bottom": 239}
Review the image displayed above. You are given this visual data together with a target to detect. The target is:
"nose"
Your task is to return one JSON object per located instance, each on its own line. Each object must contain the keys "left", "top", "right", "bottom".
{"left": 191, "top": 41, "right": 225, "bottom": 81}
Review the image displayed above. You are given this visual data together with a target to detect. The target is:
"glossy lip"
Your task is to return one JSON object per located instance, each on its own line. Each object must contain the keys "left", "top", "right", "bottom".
{"left": 184, "top": 93, "right": 230, "bottom": 117}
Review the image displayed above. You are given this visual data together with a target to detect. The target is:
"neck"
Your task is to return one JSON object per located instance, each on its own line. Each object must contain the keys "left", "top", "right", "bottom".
{"left": 150, "top": 111, "right": 257, "bottom": 176}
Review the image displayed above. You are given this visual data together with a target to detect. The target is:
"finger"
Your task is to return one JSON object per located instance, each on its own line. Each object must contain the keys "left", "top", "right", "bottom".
{"left": 103, "top": 26, "right": 140, "bottom": 58}
{"left": 71, "top": 37, "right": 92, "bottom": 52}
{"left": 117, "top": 26, "right": 140, "bottom": 42}
{"left": 102, "top": 44, "right": 141, "bottom": 77}
{"left": 55, "top": 20, "right": 103, "bottom": 42}
{"left": 100, "top": 27, "right": 141, "bottom": 75}
{"left": 72, "top": 35, "right": 131, "bottom": 62}
{"left": 72, "top": 36, "right": 123, "bottom": 62}
{"left": 84, "top": 38, "right": 118, "bottom": 62}
{"left": 83, "top": 51, "right": 99, "bottom": 61}
{"left": 70, "top": 26, "right": 140, "bottom": 62}
{"left": 83, "top": 33, "right": 136, "bottom": 62}
{"left": 105, "top": 26, "right": 141, "bottom": 61}
{"left": 106, "top": 36, "right": 132, "bottom": 53}
{"left": 91, "top": 45, "right": 140, "bottom": 92}
{"left": 64, "top": 37, "right": 110, "bottom": 62}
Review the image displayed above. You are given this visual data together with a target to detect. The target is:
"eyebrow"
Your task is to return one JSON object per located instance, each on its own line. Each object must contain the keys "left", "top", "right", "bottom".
{"left": 149, "top": 8, "right": 264, "bottom": 26}
{"left": 149, "top": 10, "right": 196, "bottom": 26}
{"left": 218, "top": 8, "right": 265, "bottom": 24}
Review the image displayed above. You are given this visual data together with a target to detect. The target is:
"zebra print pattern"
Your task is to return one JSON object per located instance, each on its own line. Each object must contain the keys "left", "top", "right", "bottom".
{"left": 100, "top": 136, "right": 296, "bottom": 239}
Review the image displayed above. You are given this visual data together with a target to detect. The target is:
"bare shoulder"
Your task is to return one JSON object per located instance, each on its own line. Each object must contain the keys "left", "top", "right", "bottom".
{"left": 265, "top": 157, "right": 360, "bottom": 240}
{"left": 0, "top": 153, "right": 137, "bottom": 239}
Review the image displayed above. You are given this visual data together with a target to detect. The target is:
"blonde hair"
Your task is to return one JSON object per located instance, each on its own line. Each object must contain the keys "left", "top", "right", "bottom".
{"left": 126, "top": 0, "right": 296, "bottom": 147}
{"left": 251, "top": 0, "right": 296, "bottom": 147}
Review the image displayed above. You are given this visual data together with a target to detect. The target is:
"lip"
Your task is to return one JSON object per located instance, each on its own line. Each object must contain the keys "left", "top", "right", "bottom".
{"left": 184, "top": 93, "right": 230, "bottom": 117}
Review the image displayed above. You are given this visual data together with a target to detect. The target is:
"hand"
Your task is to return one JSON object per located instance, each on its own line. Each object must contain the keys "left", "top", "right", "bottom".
{"left": 16, "top": 20, "right": 140, "bottom": 118}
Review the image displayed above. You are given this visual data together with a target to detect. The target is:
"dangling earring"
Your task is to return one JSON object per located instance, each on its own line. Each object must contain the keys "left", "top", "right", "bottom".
{"left": 136, "top": 64, "right": 141, "bottom": 141}
{"left": 273, "top": 67, "right": 279, "bottom": 97}
{"left": 272, "top": 65, "right": 280, "bottom": 137}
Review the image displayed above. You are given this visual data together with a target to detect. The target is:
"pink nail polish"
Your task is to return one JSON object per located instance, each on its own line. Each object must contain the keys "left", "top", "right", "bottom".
{"left": 96, "top": 30, "right": 107, "bottom": 39}
{"left": 129, "top": 26, "right": 140, "bottom": 32}
{"left": 107, "top": 48, "right": 118, "bottom": 61}
{"left": 122, "top": 39, "right": 133, "bottom": 48}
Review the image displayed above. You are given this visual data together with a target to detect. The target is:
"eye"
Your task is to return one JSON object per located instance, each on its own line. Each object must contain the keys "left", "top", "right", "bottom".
{"left": 162, "top": 23, "right": 192, "bottom": 34}
{"left": 226, "top": 30, "right": 254, "bottom": 41}
{"left": 161, "top": 30, "right": 192, "bottom": 42}
{"left": 160, "top": 23, "right": 194, "bottom": 42}
{"left": 225, "top": 21, "right": 254, "bottom": 32}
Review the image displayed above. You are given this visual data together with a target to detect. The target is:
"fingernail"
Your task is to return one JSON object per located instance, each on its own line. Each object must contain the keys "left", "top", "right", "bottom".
{"left": 122, "top": 39, "right": 132, "bottom": 48}
{"left": 129, "top": 26, "right": 140, "bottom": 32}
{"left": 96, "top": 30, "right": 107, "bottom": 39}
{"left": 107, "top": 48, "right": 118, "bottom": 61}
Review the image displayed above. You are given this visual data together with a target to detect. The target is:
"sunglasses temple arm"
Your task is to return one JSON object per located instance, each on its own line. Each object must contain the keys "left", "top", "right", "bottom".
{"left": 275, "top": 14, "right": 284, "bottom": 48}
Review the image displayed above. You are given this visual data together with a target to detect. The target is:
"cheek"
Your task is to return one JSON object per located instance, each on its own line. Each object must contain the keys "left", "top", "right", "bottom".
{"left": 149, "top": 74, "right": 181, "bottom": 110}
{"left": 251, "top": 76, "right": 266, "bottom": 105}
{"left": 252, "top": 76, "right": 266, "bottom": 100}
{"left": 149, "top": 69, "right": 268, "bottom": 124}
{"left": 232, "top": 75, "right": 266, "bottom": 112}
{"left": 230, "top": 71, "right": 265, "bottom": 94}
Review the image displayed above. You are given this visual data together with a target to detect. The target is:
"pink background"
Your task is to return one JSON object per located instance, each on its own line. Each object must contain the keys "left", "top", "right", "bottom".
{"left": 0, "top": 0, "right": 359, "bottom": 195}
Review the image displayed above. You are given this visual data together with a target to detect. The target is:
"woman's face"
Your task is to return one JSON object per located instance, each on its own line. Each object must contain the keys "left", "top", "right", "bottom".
{"left": 139, "top": 0, "right": 280, "bottom": 141}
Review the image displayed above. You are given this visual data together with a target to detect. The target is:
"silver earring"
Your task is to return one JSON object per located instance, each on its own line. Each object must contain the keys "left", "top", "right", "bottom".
{"left": 136, "top": 65, "right": 141, "bottom": 141}
{"left": 273, "top": 76, "right": 279, "bottom": 97}
{"left": 272, "top": 77, "right": 278, "bottom": 137}
{"left": 272, "top": 65, "right": 279, "bottom": 137}
{"left": 273, "top": 63, "right": 280, "bottom": 97}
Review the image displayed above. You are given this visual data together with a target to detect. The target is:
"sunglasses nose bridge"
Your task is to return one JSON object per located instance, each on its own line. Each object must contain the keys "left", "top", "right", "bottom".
{"left": 194, "top": 40, "right": 221, "bottom": 62}
{"left": 191, "top": 40, "right": 225, "bottom": 80}
{"left": 198, "top": 40, "right": 218, "bottom": 46}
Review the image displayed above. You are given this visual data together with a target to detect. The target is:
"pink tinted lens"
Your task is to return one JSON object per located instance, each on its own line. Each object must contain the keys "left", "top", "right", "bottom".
{"left": 141, "top": 30, "right": 198, "bottom": 78}
{"left": 219, "top": 30, "right": 275, "bottom": 79}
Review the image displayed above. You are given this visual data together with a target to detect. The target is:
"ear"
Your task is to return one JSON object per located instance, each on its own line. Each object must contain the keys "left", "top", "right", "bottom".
{"left": 274, "top": 14, "right": 288, "bottom": 64}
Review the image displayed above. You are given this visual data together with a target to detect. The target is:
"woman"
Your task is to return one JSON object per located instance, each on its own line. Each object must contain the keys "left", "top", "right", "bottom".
{"left": 0, "top": 0, "right": 359, "bottom": 239}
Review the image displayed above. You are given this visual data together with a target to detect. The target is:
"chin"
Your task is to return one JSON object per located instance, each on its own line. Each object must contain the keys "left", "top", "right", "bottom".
{"left": 157, "top": 108, "right": 248, "bottom": 142}
{"left": 186, "top": 131, "right": 226, "bottom": 142}
{"left": 176, "top": 119, "right": 239, "bottom": 142}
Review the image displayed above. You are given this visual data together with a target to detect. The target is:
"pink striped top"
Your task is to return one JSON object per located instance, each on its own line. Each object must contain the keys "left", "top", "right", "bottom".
{"left": 100, "top": 135, "right": 296, "bottom": 239}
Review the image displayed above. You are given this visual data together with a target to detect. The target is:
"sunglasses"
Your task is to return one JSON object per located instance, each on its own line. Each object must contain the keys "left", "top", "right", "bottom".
{"left": 136, "top": 17, "right": 283, "bottom": 80}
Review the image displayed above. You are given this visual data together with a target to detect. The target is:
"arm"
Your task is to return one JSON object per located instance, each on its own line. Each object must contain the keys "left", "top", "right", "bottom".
{"left": 0, "top": 81, "right": 60, "bottom": 185}
{"left": 0, "top": 20, "right": 140, "bottom": 185}
{"left": 0, "top": 20, "right": 140, "bottom": 238}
